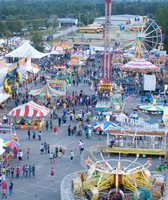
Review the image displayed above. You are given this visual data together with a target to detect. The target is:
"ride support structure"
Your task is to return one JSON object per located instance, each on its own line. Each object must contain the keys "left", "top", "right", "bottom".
{"left": 99, "top": 0, "right": 112, "bottom": 92}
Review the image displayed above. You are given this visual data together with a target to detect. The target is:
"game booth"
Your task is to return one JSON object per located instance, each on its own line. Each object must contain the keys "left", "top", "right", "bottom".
{"left": 18, "top": 58, "right": 40, "bottom": 87}
{"left": 28, "top": 83, "right": 66, "bottom": 99}
{"left": 49, "top": 80, "right": 67, "bottom": 93}
{"left": 8, "top": 101, "right": 50, "bottom": 130}
{"left": 103, "top": 122, "right": 167, "bottom": 158}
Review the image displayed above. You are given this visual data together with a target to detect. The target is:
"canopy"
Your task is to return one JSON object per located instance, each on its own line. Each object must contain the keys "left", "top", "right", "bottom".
{"left": 139, "top": 104, "right": 164, "bottom": 112}
{"left": 0, "top": 93, "right": 11, "bottom": 104}
{"left": 5, "top": 42, "right": 48, "bottom": 59}
{"left": 120, "top": 58, "right": 160, "bottom": 73}
{"left": 28, "top": 83, "right": 66, "bottom": 98}
{"left": 0, "top": 39, "right": 5, "bottom": 45}
{"left": 49, "top": 50, "right": 61, "bottom": 55}
{"left": 8, "top": 101, "right": 50, "bottom": 117}
{"left": 4, "top": 140, "right": 20, "bottom": 148}
{"left": 95, "top": 101, "right": 111, "bottom": 112}
{"left": 93, "top": 121, "right": 118, "bottom": 132}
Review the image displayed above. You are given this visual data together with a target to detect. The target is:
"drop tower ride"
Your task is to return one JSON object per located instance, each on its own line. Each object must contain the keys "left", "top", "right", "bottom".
{"left": 99, "top": 0, "right": 112, "bottom": 91}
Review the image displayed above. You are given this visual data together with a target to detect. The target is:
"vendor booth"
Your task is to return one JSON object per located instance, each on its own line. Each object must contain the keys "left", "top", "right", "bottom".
{"left": 8, "top": 101, "right": 50, "bottom": 130}
{"left": 68, "top": 54, "right": 84, "bottom": 73}
{"left": 17, "top": 58, "right": 40, "bottom": 86}
{"left": 95, "top": 101, "right": 112, "bottom": 114}
{"left": 103, "top": 125, "right": 167, "bottom": 158}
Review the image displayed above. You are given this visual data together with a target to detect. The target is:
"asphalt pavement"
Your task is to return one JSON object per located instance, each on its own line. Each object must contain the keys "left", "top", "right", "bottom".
{"left": 0, "top": 64, "right": 165, "bottom": 200}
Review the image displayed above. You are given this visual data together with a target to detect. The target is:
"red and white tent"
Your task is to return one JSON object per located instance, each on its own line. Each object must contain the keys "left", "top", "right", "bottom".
{"left": 120, "top": 58, "right": 160, "bottom": 73}
{"left": 8, "top": 101, "right": 50, "bottom": 117}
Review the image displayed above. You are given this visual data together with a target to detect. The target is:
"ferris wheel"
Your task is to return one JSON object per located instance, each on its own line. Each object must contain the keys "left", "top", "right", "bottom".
{"left": 115, "top": 19, "right": 164, "bottom": 58}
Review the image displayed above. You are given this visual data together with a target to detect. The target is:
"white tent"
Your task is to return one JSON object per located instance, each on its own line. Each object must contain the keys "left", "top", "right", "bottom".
{"left": 5, "top": 42, "right": 48, "bottom": 59}
{"left": 0, "top": 39, "right": 5, "bottom": 45}
{"left": 49, "top": 50, "right": 61, "bottom": 55}
{"left": 0, "top": 93, "right": 11, "bottom": 105}
{"left": 0, "top": 138, "right": 5, "bottom": 155}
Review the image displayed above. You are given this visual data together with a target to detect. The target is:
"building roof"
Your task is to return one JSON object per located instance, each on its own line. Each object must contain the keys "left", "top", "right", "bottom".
{"left": 58, "top": 18, "right": 78, "bottom": 24}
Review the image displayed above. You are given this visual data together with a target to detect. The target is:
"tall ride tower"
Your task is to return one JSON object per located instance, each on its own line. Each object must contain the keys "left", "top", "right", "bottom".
{"left": 99, "top": 0, "right": 112, "bottom": 91}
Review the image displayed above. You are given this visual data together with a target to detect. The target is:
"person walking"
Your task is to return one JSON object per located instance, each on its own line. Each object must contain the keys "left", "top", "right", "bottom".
{"left": 67, "top": 125, "right": 71, "bottom": 136}
{"left": 78, "top": 140, "right": 84, "bottom": 154}
{"left": 49, "top": 152, "right": 54, "bottom": 163}
{"left": 53, "top": 126, "right": 58, "bottom": 136}
{"left": 26, "top": 148, "right": 30, "bottom": 159}
{"left": 44, "top": 142, "right": 48, "bottom": 155}
{"left": 85, "top": 128, "right": 89, "bottom": 139}
{"left": 10, "top": 167, "right": 14, "bottom": 179}
{"left": 50, "top": 168, "right": 55, "bottom": 181}
{"left": 22, "top": 166, "right": 26, "bottom": 177}
{"left": 17, "top": 149, "right": 23, "bottom": 162}
{"left": 47, "top": 144, "right": 50, "bottom": 154}
{"left": 55, "top": 147, "right": 58, "bottom": 158}
{"left": 32, "top": 164, "right": 35, "bottom": 178}
{"left": 1, "top": 180, "right": 7, "bottom": 199}
{"left": 40, "top": 143, "right": 44, "bottom": 154}
{"left": 6, "top": 164, "right": 10, "bottom": 178}
{"left": 58, "top": 117, "right": 61, "bottom": 127}
{"left": 50, "top": 121, "right": 53, "bottom": 132}
{"left": 32, "top": 130, "right": 36, "bottom": 140}
{"left": 9, "top": 180, "right": 14, "bottom": 196}
{"left": 38, "top": 130, "right": 42, "bottom": 141}
{"left": 25, "top": 165, "right": 28, "bottom": 178}
{"left": 46, "top": 121, "right": 49, "bottom": 131}
{"left": 28, "top": 165, "right": 32, "bottom": 178}
{"left": 27, "top": 128, "right": 31, "bottom": 140}
{"left": 15, "top": 165, "right": 21, "bottom": 179}
{"left": 70, "top": 150, "right": 74, "bottom": 162}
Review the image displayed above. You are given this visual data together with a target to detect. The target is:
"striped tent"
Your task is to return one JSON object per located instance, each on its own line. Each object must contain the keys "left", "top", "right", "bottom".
{"left": 28, "top": 83, "right": 66, "bottom": 98}
{"left": 120, "top": 58, "right": 160, "bottom": 73}
{"left": 8, "top": 101, "right": 50, "bottom": 117}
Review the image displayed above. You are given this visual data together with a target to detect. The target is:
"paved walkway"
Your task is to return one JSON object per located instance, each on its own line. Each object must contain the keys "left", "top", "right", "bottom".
{"left": 0, "top": 63, "right": 165, "bottom": 200}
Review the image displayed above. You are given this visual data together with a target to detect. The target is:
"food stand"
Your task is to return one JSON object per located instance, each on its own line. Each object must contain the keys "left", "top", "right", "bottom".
{"left": 68, "top": 55, "right": 84, "bottom": 73}
{"left": 8, "top": 101, "right": 50, "bottom": 130}
{"left": 104, "top": 124, "right": 167, "bottom": 157}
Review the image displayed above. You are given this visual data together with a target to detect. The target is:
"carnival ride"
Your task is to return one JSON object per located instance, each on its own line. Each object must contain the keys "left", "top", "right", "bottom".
{"left": 99, "top": 0, "right": 112, "bottom": 91}
{"left": 120, "top": 58, "right": 160, "bottom": 73}
{"left": 71, "top": 153, "right": 164, "bottom": 200}
{"left": 4, "top": 67, "right": 21, "bottom": 94}
{"left": 116, "top": 19, "right": 164, "bottom": 58}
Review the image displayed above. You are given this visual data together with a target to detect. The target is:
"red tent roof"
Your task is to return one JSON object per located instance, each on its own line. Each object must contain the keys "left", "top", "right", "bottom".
{"left": 8, "top": 101, "right": 50, "bottom": 117}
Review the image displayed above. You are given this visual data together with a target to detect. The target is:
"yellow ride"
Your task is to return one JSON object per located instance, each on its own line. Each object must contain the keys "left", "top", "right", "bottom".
{"left": 71, "top": 153, "right": 164, "bottom": 200}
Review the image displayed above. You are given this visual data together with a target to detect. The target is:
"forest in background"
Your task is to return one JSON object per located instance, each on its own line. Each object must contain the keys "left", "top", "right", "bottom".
{"left": 0, "top": 0, "right": 168, "bottom": 50}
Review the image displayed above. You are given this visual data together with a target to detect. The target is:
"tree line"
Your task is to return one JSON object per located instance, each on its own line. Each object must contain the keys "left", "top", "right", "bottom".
{"left": 0, "top": 0, "right": 168, "bottom": 50}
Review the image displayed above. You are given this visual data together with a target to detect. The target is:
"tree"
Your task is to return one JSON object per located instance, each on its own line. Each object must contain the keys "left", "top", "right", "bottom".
{"left": 0, "top": 21, "right": 8, "bottom": 37}
{"left": 31, "top": 31, "right": 44, "bottom": 52}
{"left": 6, "top": 16, "right": 24, "bottom": 34}
{"left": 156, "top": 8, "right": 168, "bottom": 52}
{"left": 32, "top": 19, "right": 46, "bottom": 31}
